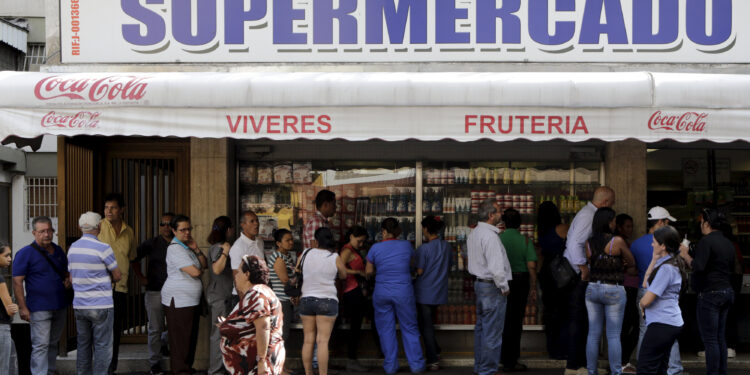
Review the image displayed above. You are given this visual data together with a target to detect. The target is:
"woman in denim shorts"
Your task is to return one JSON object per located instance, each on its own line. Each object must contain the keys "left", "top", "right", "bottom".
{"left": 297, "top": 227, "right": 348, "bottom": 375}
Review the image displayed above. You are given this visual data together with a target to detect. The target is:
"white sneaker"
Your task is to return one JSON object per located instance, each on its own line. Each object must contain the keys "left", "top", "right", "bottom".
{"left": 728, "top": 348, "right": 737, "bottom": 358}
{"left": 698, "top": 351, "right": 705, "bottom": 358}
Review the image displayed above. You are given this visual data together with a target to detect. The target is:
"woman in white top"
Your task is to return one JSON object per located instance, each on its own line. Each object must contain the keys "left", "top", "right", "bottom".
{"left": 161, "top": 215, "right": 206, "bottom": 375}
{"left": 296, "top": 227, "right": 347, "bottom": 375}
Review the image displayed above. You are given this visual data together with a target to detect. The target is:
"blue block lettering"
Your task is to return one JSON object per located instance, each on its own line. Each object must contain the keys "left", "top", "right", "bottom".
{"left": 172, "top": 0, "right": 217, "bottom": 46}
{"left": 121, "top": 0, "right": 166, "bottom": 46}
{"left": 436, "top": 0, "right": 469, "bottom": 43}
{"left": 313, "top": 0, "right": 358, "bottom": 44}
{"left": 686, "top": 0, "right": 732, "bottom": 45}
{"left": 529, "top": 0, "right": 575, "bottom": 45}
{"left": 225, "top": 0, "right": 267, "bottom": 44}
{"left": 579, "top": 0, "right": 629, "bottom": 44}
{"left": 365, "top": 0, "right": 427, "bottom": 44}
{"left": 633, "top": 0, "right": 679, "bottom": 44}
{"left": 273, "top": 0, "right": 307, "bottom": 44}
{"left": 476, "top": 0, "right": 521, "bottom": 44}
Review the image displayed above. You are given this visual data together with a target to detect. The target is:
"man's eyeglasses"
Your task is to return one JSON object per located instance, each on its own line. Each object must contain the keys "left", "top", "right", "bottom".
{"left": 159, "top": 222, "right": 170, "bottom": 227}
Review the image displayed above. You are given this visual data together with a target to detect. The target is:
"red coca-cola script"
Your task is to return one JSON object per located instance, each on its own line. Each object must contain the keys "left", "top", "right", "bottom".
{"left": 34, "top": 75, "right": 149, "bottom": 102}
{"left": 41, "top": 111, "right": 100, "bottom": 128}
{"left": 648, "top": 111, "right": 708, "bottom": 132}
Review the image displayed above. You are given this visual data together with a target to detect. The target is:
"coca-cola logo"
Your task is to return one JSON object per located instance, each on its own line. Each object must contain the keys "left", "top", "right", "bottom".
{"left": 34, "top": 75, "right": 149, "bottom": 102}
{"left": 41, "top": 111, "right": 100, "bottom": 128}
{"left": 648, "top": 111, "right": 708, "bottom": 132}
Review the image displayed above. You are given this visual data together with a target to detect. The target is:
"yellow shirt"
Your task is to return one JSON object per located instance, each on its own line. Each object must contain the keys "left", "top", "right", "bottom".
{"left": 98, "top": 218, "right": 136, "bottom": 293}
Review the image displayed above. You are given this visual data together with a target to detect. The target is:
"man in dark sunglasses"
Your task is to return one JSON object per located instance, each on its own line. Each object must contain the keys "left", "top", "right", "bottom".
{"left": 131, "top": 212, "right": 175, "bottom": 375}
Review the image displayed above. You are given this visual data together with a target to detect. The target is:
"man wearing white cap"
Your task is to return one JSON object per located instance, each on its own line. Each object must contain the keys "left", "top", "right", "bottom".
{"left": 628, "top": 206, "right": 683, "bottom": 375}
{"left": 68, "top": 212, "right": 122, "bottom": 375}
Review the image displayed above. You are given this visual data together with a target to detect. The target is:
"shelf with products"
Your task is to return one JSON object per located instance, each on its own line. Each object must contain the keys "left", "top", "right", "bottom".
{"left": 423, "top": 161, "right": 601, "bottom": 328}
{"left": 238, "top": 161, "right": 417, "bottom": 247}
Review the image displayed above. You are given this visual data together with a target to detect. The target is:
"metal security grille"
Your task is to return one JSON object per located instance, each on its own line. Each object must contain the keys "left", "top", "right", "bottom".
{"left": 25, "top": 177, "right": 58, "bottom": 230}
{"left": 111, "top": 158, "right": 176, "bottom": 341}
{"left": 23, "top": 43, "right": 46, "bottom": 71}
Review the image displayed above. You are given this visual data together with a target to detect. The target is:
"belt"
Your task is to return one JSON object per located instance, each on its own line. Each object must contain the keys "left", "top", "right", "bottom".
{"left": 591, "top": 280, "right": 623, "bottom": 286}
{"left": 475, "top": 278, "right": 495, "bottom": 284}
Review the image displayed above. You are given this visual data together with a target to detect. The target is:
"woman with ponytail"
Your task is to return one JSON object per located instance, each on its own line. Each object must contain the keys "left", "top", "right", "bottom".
{"left": 637, "top": 225, "right": 688, "bottom": 375}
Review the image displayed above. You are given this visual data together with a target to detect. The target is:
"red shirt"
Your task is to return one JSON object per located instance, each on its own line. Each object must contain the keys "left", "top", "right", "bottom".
{"left": 341, "top": 243, "right": 365, "bottom": 293}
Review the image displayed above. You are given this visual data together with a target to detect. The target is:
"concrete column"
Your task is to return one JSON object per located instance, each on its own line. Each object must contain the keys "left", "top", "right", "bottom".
{"left": 604, "top": 140, "right": 648, "bottom": 239}
{"left": 190, "top": 137, "right": 231, "bottom": 370}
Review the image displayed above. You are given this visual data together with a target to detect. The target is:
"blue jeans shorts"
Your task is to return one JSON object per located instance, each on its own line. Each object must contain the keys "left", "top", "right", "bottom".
{"left": 299, "top": 297, "right": 338, "bottom": 317}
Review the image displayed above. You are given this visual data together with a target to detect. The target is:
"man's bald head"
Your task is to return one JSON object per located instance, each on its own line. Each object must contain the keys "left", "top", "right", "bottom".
{"left": 592, "top": 186, "right": 615, "bottom": 208}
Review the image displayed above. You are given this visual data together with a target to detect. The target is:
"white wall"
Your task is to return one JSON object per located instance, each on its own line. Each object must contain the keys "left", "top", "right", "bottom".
{"left": 0, "top": 0, "right": 46, "bottom": 17}
{"left": 11, "top": 174, "right": 59, "bottom": 256}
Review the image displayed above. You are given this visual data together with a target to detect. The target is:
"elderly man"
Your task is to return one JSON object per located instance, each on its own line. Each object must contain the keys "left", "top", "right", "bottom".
{"left": 12, "top": 216, "right": 70, "bottom": 375}
{"left": 468, "top": 199, "right": 512, "bottom": 375}
{"left": 68, "top": 212, "right": 122, "bottom": 375}
{"left": 563, "top": 186, "right": 615, "bottom": 375}
{"left": 98, "top": 193, "right": 137, "bottom": 374}
{"left": 228, "top": 210, "right": 264, "bottom": 305}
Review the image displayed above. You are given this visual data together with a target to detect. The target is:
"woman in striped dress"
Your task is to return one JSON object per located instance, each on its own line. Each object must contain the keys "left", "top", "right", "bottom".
{"left": 265, "top": 229, "right": 297, "bottom": 375}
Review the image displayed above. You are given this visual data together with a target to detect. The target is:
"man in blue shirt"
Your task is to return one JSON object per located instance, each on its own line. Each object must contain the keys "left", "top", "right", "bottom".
{"left": 12, "top": 216, "right": 70, "bottom": 375}
{"left": 69, "top": 212, "right": 122, "bottom": 375}
{"left": 630, "top": 206, "right": 683, "bottom": 375}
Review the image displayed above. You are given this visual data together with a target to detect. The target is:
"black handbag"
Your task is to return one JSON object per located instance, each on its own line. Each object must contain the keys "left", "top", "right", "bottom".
{"left": 30, "top": 242, "right": 74, "bottom": 304}
{"left": 284, "top": 248, "right": 311, "bottom": 298}
{"left": 549, "top": 253, "right": 577, "bottom": 289}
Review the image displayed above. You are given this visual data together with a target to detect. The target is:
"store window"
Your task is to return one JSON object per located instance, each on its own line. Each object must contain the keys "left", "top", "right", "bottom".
{"left": 238, "top": 159, "right": 601, "bottom": 327}
{"left": 239, "top": 161, "right": 416, "bottom": 246}
{"left": 424, "top": 161, "right": 600, "bottom": 325}
{"left": 25, "top": 177, "right": 58, "bottom": 231}
{"left": 647, "top": 148, "right": 749, "bottom": 272}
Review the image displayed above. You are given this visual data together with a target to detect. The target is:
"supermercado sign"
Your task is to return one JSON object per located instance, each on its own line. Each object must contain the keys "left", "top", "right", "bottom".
{"left": 61, "top": 0, "right": 744, "bottom": 63}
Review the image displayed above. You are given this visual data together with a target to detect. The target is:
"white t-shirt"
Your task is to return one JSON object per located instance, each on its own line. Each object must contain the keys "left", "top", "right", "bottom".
{"left": 229, "top": 232, "right": 265, "bottom": 295}
{"left": 301, "top": 249, "right": 340, "bottom": 301}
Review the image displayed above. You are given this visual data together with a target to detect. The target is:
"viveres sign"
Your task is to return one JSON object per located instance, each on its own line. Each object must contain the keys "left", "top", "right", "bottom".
{"left": 61, "top": 0, "right": 744, "bottom": 63}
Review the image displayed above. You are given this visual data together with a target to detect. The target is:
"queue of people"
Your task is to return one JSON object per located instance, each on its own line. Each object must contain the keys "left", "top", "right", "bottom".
{"left": 0, "top": 187, "right": 743, "bottom": 375}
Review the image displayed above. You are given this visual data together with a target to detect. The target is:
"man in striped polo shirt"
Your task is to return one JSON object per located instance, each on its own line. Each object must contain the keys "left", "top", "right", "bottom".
{"left": 68, "top": 212, "right": 122, "bottom": 375}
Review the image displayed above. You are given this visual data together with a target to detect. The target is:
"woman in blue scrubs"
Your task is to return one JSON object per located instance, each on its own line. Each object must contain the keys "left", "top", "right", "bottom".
{"left": 366, "top": 218, "right": 426, "bottom": 374}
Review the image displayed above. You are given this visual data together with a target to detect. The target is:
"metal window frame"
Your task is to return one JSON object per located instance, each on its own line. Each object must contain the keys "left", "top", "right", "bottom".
{"left": 24, "top": 176, "right": 58, "bottom": 230}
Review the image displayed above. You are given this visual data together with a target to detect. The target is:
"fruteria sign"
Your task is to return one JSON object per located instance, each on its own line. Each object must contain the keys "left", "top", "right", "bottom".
{"left": 61, "top": 0, "right": 745, "bottom": 63}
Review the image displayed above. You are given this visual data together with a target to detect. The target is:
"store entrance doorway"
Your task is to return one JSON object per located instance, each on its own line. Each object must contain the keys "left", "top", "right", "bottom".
{"left": 57, "top": 137, "right": 190, "bottom": 349}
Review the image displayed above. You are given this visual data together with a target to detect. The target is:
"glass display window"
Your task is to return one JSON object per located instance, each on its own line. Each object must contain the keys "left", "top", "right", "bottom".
{"left": 238, "top": 161, "right": 416, "bottom": 248}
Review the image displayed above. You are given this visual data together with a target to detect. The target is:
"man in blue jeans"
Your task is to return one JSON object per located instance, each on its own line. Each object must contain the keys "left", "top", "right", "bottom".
{"left": 12, "top": 216, "right": 70, "bottom": 375}
{"left": 68, "top": 212, "right": 123, "bottom": 375}
{"left": 680, "top": 208, "right": 735, "bottom": 375}
{"left": 467, "top": 199, "right": 512, "bottom": 375}
{"left": 631, "top": 207, "right": 683, "bottom": 375}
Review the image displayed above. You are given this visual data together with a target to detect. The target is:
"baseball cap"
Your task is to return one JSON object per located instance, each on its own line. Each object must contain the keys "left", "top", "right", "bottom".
{"left": 648, "top": 206, "right": 676, "bottom": 222}
{"left": 79, "top": 211, "right": 102, "bottom": 230}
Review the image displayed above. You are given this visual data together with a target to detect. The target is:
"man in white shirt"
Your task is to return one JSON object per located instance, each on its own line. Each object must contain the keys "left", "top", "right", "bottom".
{"left": 468, "top": 199, "right": 512, "bottom": 375}
{"left": 229, "top": 211, "right": 264, "bottom": 302}
{"left": 562, "top": 186, "right": 615, "bottom": 375}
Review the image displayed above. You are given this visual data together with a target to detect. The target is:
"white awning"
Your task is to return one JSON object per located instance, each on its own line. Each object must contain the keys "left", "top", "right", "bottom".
{"left": 0, "top": 71, "right": 747, "bottom": 143}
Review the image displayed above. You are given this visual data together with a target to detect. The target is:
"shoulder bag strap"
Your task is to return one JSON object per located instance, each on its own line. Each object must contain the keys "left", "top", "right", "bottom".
{"left": 298, "top": 248, "right": 312, "bottom": 273}
{"left": 30, "top": 242, "right": 68, "bottom": 281}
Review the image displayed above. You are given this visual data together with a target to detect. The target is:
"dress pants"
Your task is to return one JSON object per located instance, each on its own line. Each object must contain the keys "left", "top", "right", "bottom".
{"left": 163, "top": 299, "right": 200, "bottom": 375}
{"left": 501, "top": 273, "right": 530, "bottom": 369}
